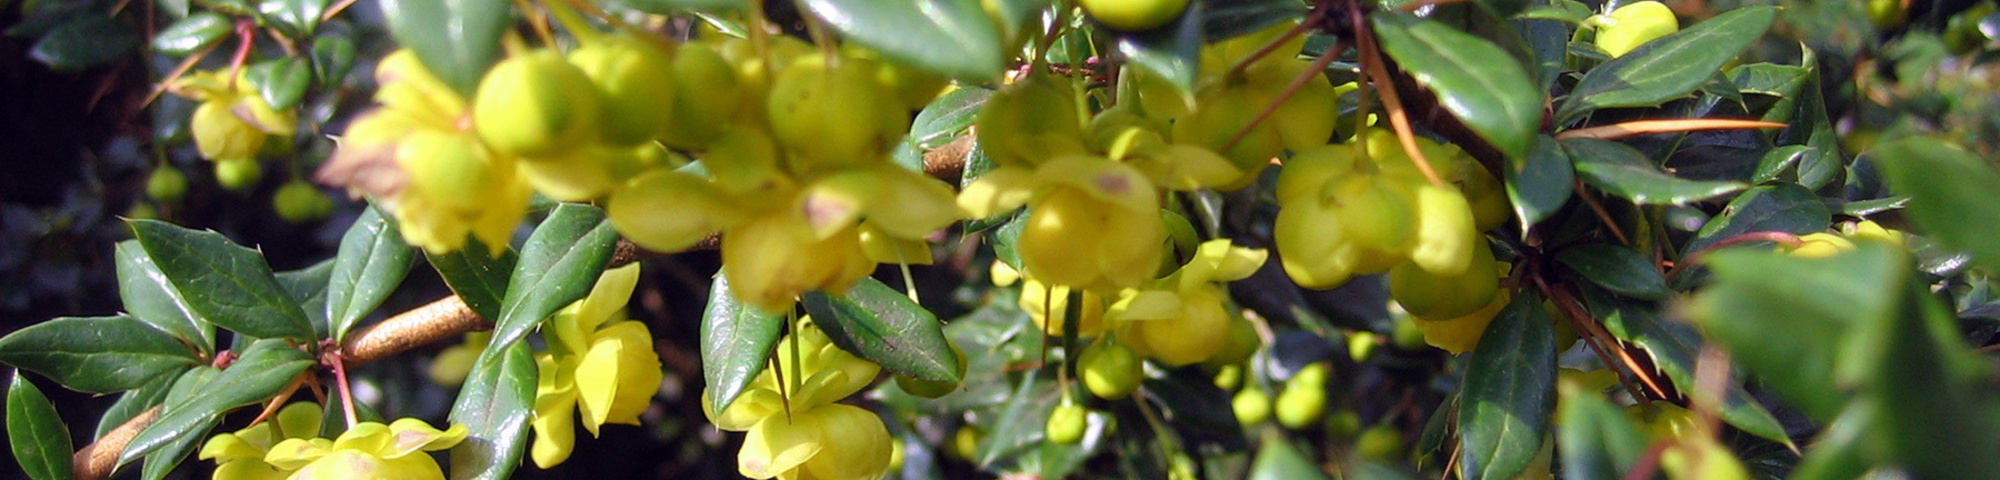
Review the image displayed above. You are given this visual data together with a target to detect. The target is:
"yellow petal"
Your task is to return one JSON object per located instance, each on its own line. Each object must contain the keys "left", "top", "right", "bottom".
{"left": 262, "top": 438, "right": 331, "bottom": 470}
{"left": 955, "top": 166, "right": 1038, "bottom": 218}
{"left": 1034, "top": 155, "right": 1158, "bottom": 215}
{"left": 576, "top": 264, "right": 641, "bottom": 334}
{"left": 858, "top": 224, "right": 934, "bottom": 265}
{"left": 384, "top": 418, "right": 467, "bottom": 457}
{"left": 200, "top": 433, "right": 266, "bottom": 461}
{"left": 1111, "top": 290, "right": 1183, "bottom": 321}
{"left": 531, "top": 391, "right": 578, "bottom": 469}
{"left": 801, "top": 404, "right": 893, "bottom": 480}
{"left": 271, "top": 403, "right": 324, "bottom": 443}
{"left": 706, "top": 387, "right": 784, "bottom": 431}
{"left": 738, "top": 413, "right": 826, "bottom": 479}
{"left": 576, "top": 321, "right": 663, "bottom": 435}
{"left": 211, "top": 458, "right": 292, "bottom": 480}
{"left": 860, "top": 166, "right": 963, "bottom": 239}
{"left": 609, "top": 170, "right": 747, "bottom": 253}
{"left": 327, "top": 422, "right": 393, "bottom": 456}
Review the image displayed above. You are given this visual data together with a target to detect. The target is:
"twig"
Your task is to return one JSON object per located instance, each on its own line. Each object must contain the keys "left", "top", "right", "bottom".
{"left": 1353, "top": 6, "right": 1448, "bottom": 190}
{"left": 1574, "top": 181, "right": 1632, "bottom": 245}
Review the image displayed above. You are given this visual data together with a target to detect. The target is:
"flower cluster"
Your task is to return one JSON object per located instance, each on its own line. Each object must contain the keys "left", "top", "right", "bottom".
{"left": 171, "top": 69, "right": 297, "bottom": 187}
{"left": 199, "top": 402, "right": 467, "bottom": 480}
{"left": 705, "top": 318, "right": 892, "bottom": 480}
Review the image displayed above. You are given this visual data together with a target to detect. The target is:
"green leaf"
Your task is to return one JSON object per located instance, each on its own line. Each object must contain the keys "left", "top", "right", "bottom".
{"left": 151, "top": 11, "right": 232, "bottom": 56}
{"left": 910, "top": 87, "right": 990, "bottom": 150}
{"left": 448, "top": 341, "right": 538, "bottom": 480}
{"left": 246, "top": 56, "right": 312, "bottom": 110}
{"left": 1563, "top": 138, "right": 1746, "bottom": 205}
{"left": 30, "top": 14, "right": 140, "bottom": 70}
{"left": 0, "top": 315, "right": 200, "bottom": 393}
{"left": 130, "top": 220, "right": 315, "bottom": 340}
{"left": 257, "top": 0, "right": 327, "bottom": 37}
{"left": 1508, "top": 135, "right": 1574, "bottom": 230}
{"left": 1583, "top": 288, "right": 1790, "bottom": 445}
{"left": 1117, "top": 6, "right": 1202, "bottom": 96}
{"left": 1787, "top": 404, "right": 1875, "bottom": 480}
{"left": 972, "top": 368, "right": 1055, "bottom": 466}
{"left": 8, "top": 373, "right": 74, "bottom": 480}
{"left": 327, "top": 206, "right": 415, "bottom": 341}
{"left": 1556, "top": 6, "right": 1776, "bottom": 124}
{"left": 425, "top": 239, "right": 516, "bottom": 321}
{"left": 310, "top": 32, "right": 357, "bottom": 85}
{"left": 1555, "top": 244, "right": 1670, "bottom": 301}
{"left": 122, "top": 339, "right": 312, "bottom": 463}
{"left": 1838, "top": 255, "right": 2000, "bottom": 478}
{"left": 1197, "top": 0, "right": 1305, "bottom": 40}
{"left": 1370, "top": 12, "right": 1541, "bottom": 159}
{"left": 139, "top": 416, "right": 217, "bottom": 480}
{"left": 380, "top": 0, "right": 509, "bottom": 96}
{"left": 276, "top": 260, "right": 335, "bottom": 339}
{"left": 116, "top": 240, "right": 215, "bottom": 353}
{"left": 485, "top": 204, "right": 616, "bottom": 362}
{"left": 801, "top": 278, "right": 963, "bottom": 382}
{"left": 1249, "top": 435, "right": 1334, "bottom": 480}
{"left": 1873, "top": 137, "right": 2000, "bottom": 275}
{"left": 700, "top": 272, "right": 783, "bottom": 415}
{"left": 1682, "top": 183, "right": 1829, "bottom": 255}
{"left": 800, "top": 0, "right": 1004, "bottom": 82}
{"left": 1692, "top": 243, "right": 1906, "bottom": 421}
{"left": 95, "top": 374, "right": 173, "bottom": 439}
{"left": 607, "top": 0, "right": 745, "bottom": 14}
{"left": 1457, "top": 292, "right": 1555, "bottom": 480}
{"left": 1556, "top": 392, "right": 1646, "bottom": 480}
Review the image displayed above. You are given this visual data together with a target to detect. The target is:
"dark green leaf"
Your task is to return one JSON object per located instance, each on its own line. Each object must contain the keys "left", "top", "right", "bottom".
{"left": 1873, "top": 137, "right": 2000, "bottom": 275}
{"left": 327, "top": 206, "right": 415, "bottom": 341}
{"left": 139, "top": 416, "right": 216, "bottom": 480}
{"left": 1370, "top": 12, "right": 1541, "bottom": 159}
{"left": 116, "top": 240, "right": 215, "bottom": 353}
{"left": 246, "top": 56, "right": 312, "bottom": 110}
{"left": 123, "top": 339, "right": 312, "bottom": 463}
{"left": 991, "top": 210, "right": 1029, "bottom": 270}
{"left": 802, "top": 278, "right": 962, "bottom": 382}
{"left": 1508, "top": 135, "right": 1574, "bottom": 231}
{"left": 800, "top": 0, "right": 1004, "bottom": 82}
{"left": 310, "top": 33, "right": 357, "bottom": 85}
{"left": 1692, "top": 243, "right": 1906, "bottom": 421}
{"left": 484, "top": 204, "right": 616, "bottom": 363}
{"left": 1555, "top": 244, "right": 1670, "bottom": 300}
{"left": 1750, "top": 145, "right": 1814, "bottom": 184}
{"left": 8, "top": 373, "right": 74, "bottom": 480}
{"left": 1583, "top": 288, "right": 1790, "bottom": 444}
{"left": 258, "top": 0, "right": 327, "bottom": 37}
{"left": 608, "top": 0, "right": 745, "bottom": 14}
{"left": 700, "top": 272, "right": 783, "bottom": 415}
{"left": 1839, "top": 255, "right": 2000, "bottom": 478}
{"left": 151, "top": 11, "right": 232, "bottom": 56}
{"left": 380, "top": 0, "right": 509, "bottom": 95}
{"left": 0, "top": 315, "right": 200, "bottom": 393}
{"left": 1556, "top": 6, "right": 1777, "bottom": 124}
{"left": 1556, "top": 392, "right": 1646, "bottom": 480}
{"left": 910, "top": 87, "right": 990, "bottom": 150}
{"left": 1117, "top": 6, "right": 1202, "bottom": 96}
{"left": 30, "top": 14, "right": 140, "bottom": 70}
{"left": 448, "top": 341, "right": 538, "bottom": 480}
{"left": 277, "top": 260, "right": 334, "bottom": 337}
{"left": 1249, "top": 435, "right": 1333, "bottom": 480}
{"left": 1457, "top": 292, "right": 1555, "bottom": 480}
{"left": 1787, "top": 404, "right": 1875, "bottom": 480}
{"left": 1197, "top": 0, "right": 1305, "bottom": 40}
{"left": 130, "top": 220, "right": 315, "bottom": 340}
{"left": 1682, "top": 183, "right": 1829, "bottom": 255}
{"left": 96, "top": 374, "right": 174, "bottom": 439}
{"left": 1564, "top": 138, "right": 1746, "bottom": 205}
{"left": 973, "top": 369, "right": 1054, "bottom": 466}
{"left": 425, "top": 239, "right": 516, "bottom": 321}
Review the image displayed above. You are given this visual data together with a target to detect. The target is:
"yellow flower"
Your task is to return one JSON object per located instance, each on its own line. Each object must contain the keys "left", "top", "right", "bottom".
{"left": 199, "top": 402, "right": 323, "bottom": 480}
{"left": 529, "top": 264, "right": 665, "bottom": 468}
{"left": 1111, "top": 240, "right": 1267, "bottom": 366}
{"left": 960, "top": 155, "right": 1166, "bottom": 291}
{"left": 262, "top": 418, "right": 467, "bottom": 480}
{"left": 704, "top": 319, "right": 890, "bottom": 480}
{"left": 174, "top": 70, "right": 297, "bottom": 162}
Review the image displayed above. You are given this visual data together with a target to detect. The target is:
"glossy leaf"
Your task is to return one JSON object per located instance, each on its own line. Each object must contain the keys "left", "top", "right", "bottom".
{"left": 1457, "top": 292, "right": 1555, "bottom": 480}
{"left": 1117, "top": 6, "right": 1203, "bottom": 95}
{"left": 258, "top": 0, "right": 327, "bottom": 37}
{"left": 246, "top": 56, "right": 312, "bottom": 111}
{"left": 1874, "top": 137, "right": 2000, "bottom": 275}
{"left": 1840, "top": 256, "right": 2000, "bottom": 478}
{"left": 277, "top": 260, "right": 334, "bottom": 337}
{"left": 910, "top": 87, "right": 990, "bottom": 150}
{"left": 29, "top": 14, "right": 140, "bottom": 70}
{"left": 1249, "top": 435, "right": 1333, "bottom": 480}
{"left": 800, "top": 0, "right": 1004, "bottom": 82}
{"left": 327, "top": 206, "right": 415, "bottom": 341}
{"left": 0, "top": 315, "right": 199, "bottom": 393}
{"left": 1508, "top": 135, "right": 1574, "bottom": 231}
{"left": 1682, "top": 183, "right": 1829, "bottom": 255}
{"left": 140, "top": 416, "right": 216, "bottom": 480}
{"left": 700, "top": 271, "right": 783, "bottom": 415}
{"left": 96, "top": 375, "right": 172, "bottom": 439}
{"left": 484, "top": 204, "right": 617, "bottom": 364}
{"left": 1556, "top": 244, "right": 1670, "bottom": 301}
{"left": 310, "top": 32, "right": 357, "bottom": 85}
{"left": 1371, "top": 12, "right": 1541, "bottom": 159}
{"left": 449, "top": 341, "right": 538, "bottom": 480}
{"left": 380, "top": 0, "right": 509, "bottom": 95}
{"left": 1584, "top": 288, "right": 1790, "bottom": 444}
{"left": 1557, "top": 6, "right": 1777, "bottom": 124}
{"left": 129, "top": 220, "right": 315, "bottom": 340}
{"left": 1198, "top": 0, "right": 1305, "bottom": 40}
{"left": 425, "top": 239, "right": 516, "bottom": 321}
{"left": 802, "top": 278, "right": 963, "bottom": 382}
{"left": 609, "top": 0, "right": 746, "bottom": 14}
{"left": 122, "top": 339, "right": 312, "bottom": 463}
{"left": 973, "top": 368, "right": 1054, "bottom": 466}
{"left": 1564, "top": 138, "right": 1746, "bottom": 205}
{"left": 115, "top": 240, "right": 214, "bottom": 353}
{"left": 151, "top": 11, "right": 232, "bottom": 56}
{"left": 8, "top": 373, "right": 74, "bottom": 480}
{"left": 1556, "top": 392, "right": 1646, "bottom": 480}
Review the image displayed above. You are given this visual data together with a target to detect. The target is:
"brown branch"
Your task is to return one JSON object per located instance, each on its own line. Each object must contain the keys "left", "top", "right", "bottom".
{"left": 74, "top": 405, "right": 158, "bottom": 480}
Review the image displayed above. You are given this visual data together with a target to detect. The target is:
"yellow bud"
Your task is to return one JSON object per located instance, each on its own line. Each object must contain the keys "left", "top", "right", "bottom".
{"left": 473, "top": 50, "right": 600, "bottom": 158}
{"left": 569, "top": 34, "right": 676, "bottom": 146}
{"left": 657, "top": 43, "right": 743, "bottom": 150}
